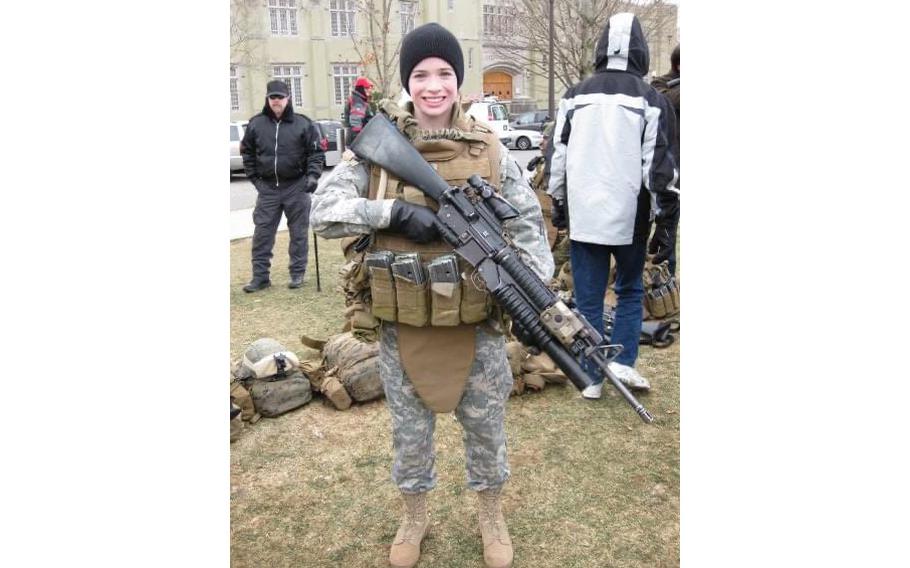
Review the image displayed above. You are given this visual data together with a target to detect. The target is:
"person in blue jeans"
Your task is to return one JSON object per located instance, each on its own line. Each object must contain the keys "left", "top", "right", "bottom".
{"left": 571, "top": 240, "right": 646, "bottom": 365}
{"left": 548, "top": 13, "right": 679, "bottom": 398}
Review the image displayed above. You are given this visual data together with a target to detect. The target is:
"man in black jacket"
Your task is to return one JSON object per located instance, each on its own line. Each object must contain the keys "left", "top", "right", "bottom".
{"left": 241, "top": 80, "right": 326, "bottom": 292}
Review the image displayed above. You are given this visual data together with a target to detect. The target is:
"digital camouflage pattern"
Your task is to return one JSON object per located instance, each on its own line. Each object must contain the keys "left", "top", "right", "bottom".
{"left": 498, "top": 150, "right": 554, "bottom": 281}
{"left": 322, "top": 331, "right": 384, "bottom": 402}
{"left": 310, "top": 135, "right": 554, "bottom": 282}
{"left": 308, "top": 155, "right": 386, "bottom": 239}
{"left": 551, "top": 229, "right": 571, "bottom": 278}
{"left": 380, "top": 321, "right": 513, "bottom": 493}
{"left": 310, "top": 103, "right": 552, "bottom": 494}
{"left": 248, "top": 370, "right": 313, "bottom": 417}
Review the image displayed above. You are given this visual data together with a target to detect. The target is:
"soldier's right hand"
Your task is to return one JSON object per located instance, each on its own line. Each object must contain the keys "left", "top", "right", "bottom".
{"left": 389, "top": 201, "right": 440, "bottom": 244}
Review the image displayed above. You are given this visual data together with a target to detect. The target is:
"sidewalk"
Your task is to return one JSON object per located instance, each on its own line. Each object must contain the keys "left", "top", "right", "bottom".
{"left": 230, "top": 208, "right": 286, "bottom": 241}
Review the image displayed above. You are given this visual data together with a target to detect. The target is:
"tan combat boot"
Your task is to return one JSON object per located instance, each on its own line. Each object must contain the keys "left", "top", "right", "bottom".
{"left": 389, "top": 491, "right": 430, "bottom": 568}
{"left": 477, "top": 488, "right": 513, "bottom": 568}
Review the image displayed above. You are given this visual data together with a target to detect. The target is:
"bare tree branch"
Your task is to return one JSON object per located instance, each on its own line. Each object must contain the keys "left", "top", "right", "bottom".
{"left": 230, "top": 0, "right": 272, "bottom": 75}
{"left": 346, "top": 0, "right": 406, "bottom": 97}
{"left": 491, "top": 0, "right": 676, "bottom": 91}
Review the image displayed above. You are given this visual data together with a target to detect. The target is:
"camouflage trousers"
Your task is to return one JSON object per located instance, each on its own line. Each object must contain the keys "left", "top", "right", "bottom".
{"left": 380, "top": 321, "right": 513, "bottom": 494}
{"left": 551, "top": 228, "right": 571, "bottom": 278}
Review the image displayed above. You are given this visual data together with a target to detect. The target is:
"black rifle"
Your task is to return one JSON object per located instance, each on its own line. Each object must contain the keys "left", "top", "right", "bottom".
{"left": 350, "top": 115, "right": 654, "bottom": 423}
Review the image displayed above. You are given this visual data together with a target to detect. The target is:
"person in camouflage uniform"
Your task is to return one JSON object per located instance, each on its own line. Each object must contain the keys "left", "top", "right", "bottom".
{"left": 310, "top": 22, "right": 552, "bottom": 568}
{"left": 526, "top": 122, "right": 570, "bottom": 278}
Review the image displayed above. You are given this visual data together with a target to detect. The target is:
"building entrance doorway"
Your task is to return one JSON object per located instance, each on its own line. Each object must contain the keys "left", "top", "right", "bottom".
{"left": 483, "top": 71, "right": 512, "bottom": 100}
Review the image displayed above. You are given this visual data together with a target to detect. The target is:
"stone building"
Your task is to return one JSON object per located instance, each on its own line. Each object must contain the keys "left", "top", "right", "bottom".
{"left": 229, "top": 0, "right": 678, "bottom": 122}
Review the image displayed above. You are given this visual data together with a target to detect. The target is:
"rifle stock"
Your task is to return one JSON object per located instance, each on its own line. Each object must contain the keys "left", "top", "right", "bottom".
{"left": 351, "top": 114, "right": 654, "bottom": 423}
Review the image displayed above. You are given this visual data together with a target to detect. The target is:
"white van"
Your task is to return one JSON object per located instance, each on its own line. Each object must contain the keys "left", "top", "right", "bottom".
{"left": 230, "top": 121, "right": 248, "bottom": 175}
{"left": 464, "top": 98, "right": 510, "bottom": 135}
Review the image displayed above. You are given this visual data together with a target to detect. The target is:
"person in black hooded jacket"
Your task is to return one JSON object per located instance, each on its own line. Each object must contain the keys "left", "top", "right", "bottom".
{"left": 651, "top": 44, "right": 680, "bottom": 276}
{"left": 240, "top": 79, "right": 326, "bottom": 292}
{"left": 651, "top": 44, "right": 679, "bottom": 185}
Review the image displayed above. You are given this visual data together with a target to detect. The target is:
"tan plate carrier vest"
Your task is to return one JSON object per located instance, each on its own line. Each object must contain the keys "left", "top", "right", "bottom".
{"left": 364, "top": 111, "right": 502, "bottom": 412}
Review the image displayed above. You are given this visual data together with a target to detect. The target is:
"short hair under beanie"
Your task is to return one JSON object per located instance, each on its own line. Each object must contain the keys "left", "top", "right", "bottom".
{"left": 399, "top": 23, "right": 464, "bottom": 93}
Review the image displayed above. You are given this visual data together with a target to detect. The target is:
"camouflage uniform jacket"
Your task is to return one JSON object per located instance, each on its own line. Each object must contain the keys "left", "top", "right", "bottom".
{"left": 309, "top": 134, "right": 554, "bottom": 282}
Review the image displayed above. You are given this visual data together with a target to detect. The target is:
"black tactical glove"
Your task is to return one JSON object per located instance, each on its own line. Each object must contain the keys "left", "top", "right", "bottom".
{"left": 388, "top": 201, "right": 440, "bottom": 243}
{"left": 303, "top": 174, "right": 320, "bottom": 193}
{"left": 526, "top": 155, "right": 544, "bottom": 171}
{"left": 649, "top": 201, "right": 679, "bottom": 265}
{"left": 550, "top": 196, "right": 568, "bottom": 229}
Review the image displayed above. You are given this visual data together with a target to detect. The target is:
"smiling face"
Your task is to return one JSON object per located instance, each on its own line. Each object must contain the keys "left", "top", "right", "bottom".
{"left": 408, "top": 57, "right": 458, "bottom": 130}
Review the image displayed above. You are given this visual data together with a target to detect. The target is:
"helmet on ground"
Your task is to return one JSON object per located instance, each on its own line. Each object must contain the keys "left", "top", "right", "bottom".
{"left": 240, "top": 337, "right": 300, "bottom": 380}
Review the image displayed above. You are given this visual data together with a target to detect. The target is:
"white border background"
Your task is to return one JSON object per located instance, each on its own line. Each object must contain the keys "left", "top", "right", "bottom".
{"left": 2, "top": 1, "right": 908, "bottom": 566}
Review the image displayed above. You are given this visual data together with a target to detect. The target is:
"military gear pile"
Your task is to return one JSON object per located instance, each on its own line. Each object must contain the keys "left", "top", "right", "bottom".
{"left": 504, "top": 339, "right": 568, "bottom": 396}
{"left": 550, "top": 254, "right": 679, "bottom": 350}
{"left": 643, "top": 259, "right": 680, "bottom": 319}
{"left": 247, "top": 373, "right": 312, "bottom": 417}
{"left": 322, "top": 332, "right": 383, "bottom": 402}
{"left": 231, "top": 337, "right": 313, "bottom": 418}
{"left": 230, "top": 380, "right": 260, "bottom": 423}
{"left": 550, "top": 254, "right": 680, "bottom": 323}
{"left": 299, "top": 332, "right": 383, "bottom": 410}
{"left": 230, "top": 400, "right": 243, "bottom": 443}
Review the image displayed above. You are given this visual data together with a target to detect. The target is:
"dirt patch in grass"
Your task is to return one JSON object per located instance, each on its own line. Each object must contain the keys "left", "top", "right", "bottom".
{"left": 231, "top": 232, "right": 680, "bottom": 567}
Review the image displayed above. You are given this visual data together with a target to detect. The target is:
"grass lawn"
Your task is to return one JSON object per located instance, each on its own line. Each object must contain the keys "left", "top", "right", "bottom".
{"left": 231, "top": 231, "right": 680, "bottom": 568}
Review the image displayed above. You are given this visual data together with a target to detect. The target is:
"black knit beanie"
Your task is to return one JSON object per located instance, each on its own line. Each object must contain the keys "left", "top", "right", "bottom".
{"left": 399, "top": 23, "right": 464, "bottom": 93}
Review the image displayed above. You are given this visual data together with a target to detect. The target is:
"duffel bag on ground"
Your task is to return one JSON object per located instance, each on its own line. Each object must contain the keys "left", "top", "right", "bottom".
{"left": 248, "top": 370, "right": 313, "bottom": 417}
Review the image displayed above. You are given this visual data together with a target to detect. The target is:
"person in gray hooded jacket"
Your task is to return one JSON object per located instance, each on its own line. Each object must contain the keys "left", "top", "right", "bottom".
{"left": 548, "top": 12, "right": 679, "bottom": 398}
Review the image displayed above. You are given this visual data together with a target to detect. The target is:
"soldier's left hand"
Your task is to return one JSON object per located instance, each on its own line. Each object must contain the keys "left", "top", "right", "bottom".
{"left": 304, "top": 174, "right": 320, "bottom": 193}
